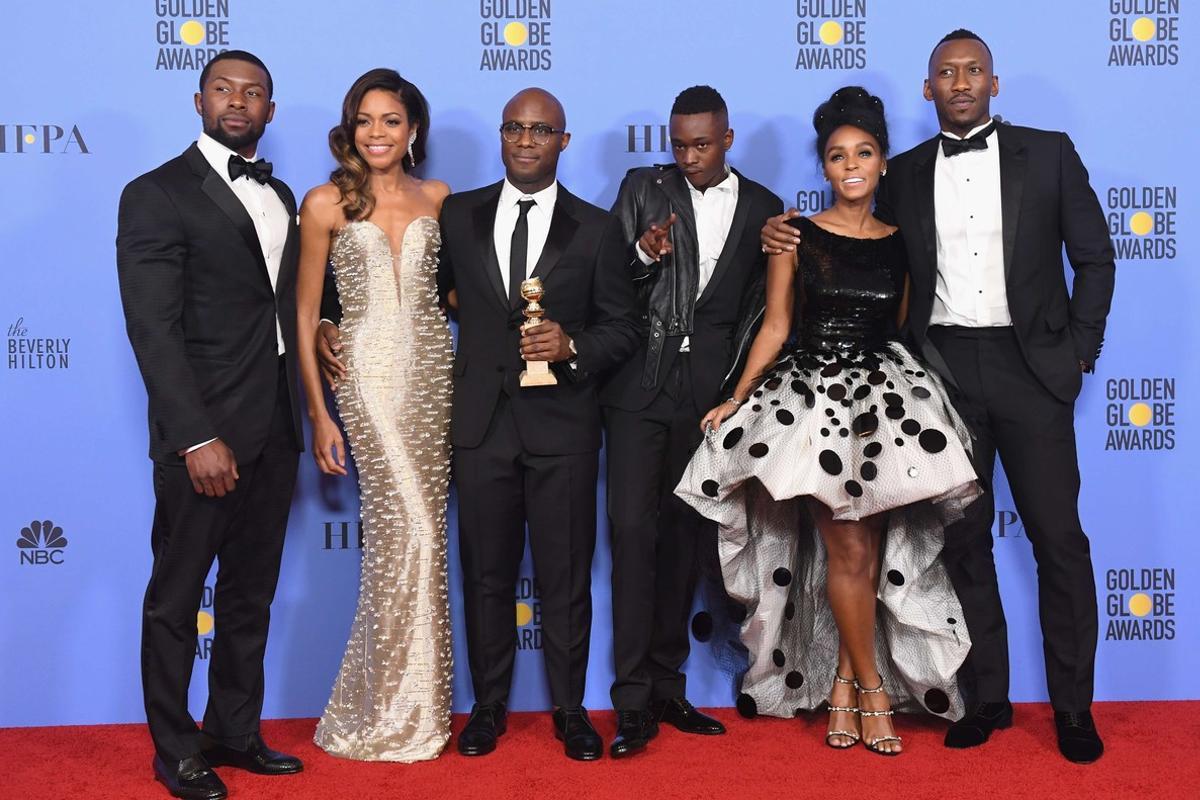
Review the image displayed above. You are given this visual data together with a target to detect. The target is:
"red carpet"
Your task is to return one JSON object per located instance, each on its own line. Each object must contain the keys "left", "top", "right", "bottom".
{"left": 3, "top": 703, "right": 1192, "bottom": 799}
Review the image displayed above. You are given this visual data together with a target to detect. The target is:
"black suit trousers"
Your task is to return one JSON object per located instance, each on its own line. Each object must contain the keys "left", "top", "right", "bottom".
{"left": 454, "top": 394, "right": 598, "bottom": 710}
{"left": 605, "top": 354, "right": 714, "bottom": 709}
{"left": 141, "top": 361, "right": 298, "bottom": 761}
{"left": 929, "top": 326, "right": 1098, "bottom": 712}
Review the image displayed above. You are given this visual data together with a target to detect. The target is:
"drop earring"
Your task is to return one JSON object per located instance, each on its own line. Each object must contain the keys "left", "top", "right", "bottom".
{"left": 407, "top": 133, "right": 416, "bottom": 166}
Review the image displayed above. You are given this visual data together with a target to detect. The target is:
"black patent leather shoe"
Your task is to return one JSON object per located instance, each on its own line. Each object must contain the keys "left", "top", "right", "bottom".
{"left": 552, "top": 706, "right": 603, "bottom": 761}
{"left": 654, "top": 697, "right": 726, "bottom": 735}
{"left": 457, "top": 702, "right": 507, "bottom": 756}
{"left": 610, "top": 709, "right": 658, "bottom": 758}
{"left": 944, "top": 701, "right": 1014, "bottom": 748}
{"left": 204, "top": 733, "right": 302, "bottom": 775}
{"left": 1055, "top": 710, "right": 1104, "bottom": 764}
{"left": 153, "top": 754, "right": 227, "bottom": 800}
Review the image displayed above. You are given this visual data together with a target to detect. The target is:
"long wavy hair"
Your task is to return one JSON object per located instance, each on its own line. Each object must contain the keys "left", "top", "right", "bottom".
{"left": 328, "top": 68, "right": 430, "bottom": 221}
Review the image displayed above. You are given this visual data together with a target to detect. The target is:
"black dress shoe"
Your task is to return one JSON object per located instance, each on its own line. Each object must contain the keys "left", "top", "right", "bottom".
{"left": 654, "top": 697, "right": 726, "bottom": 735}
{"left": 610, "top": 709, "right": 658, "bottom": 758}
{"left": 944, "top": 701, "right": 1014, "bottom": 748}
{"left": 153, "top": 754, "right": 227, "bottom": 800}
{"left": 1055, "top": 710, "right": 1104, "bottom": 764}
{"left": 458, "top": 702, "right": 507, "bottom": 756}
{"left": 552, "top": 707, "right": 603, "bottom": 761}
{"left": 204, "top": 733, "right": 303, "bottom": 775}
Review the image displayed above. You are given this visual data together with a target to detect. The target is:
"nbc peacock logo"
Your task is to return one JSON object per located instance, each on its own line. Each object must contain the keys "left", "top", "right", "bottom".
{"left": 16, "top": 519, "right": 68, "bottom": 565}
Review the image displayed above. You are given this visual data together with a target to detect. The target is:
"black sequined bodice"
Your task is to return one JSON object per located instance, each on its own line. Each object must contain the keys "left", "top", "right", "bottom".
{"left": 789, "top": 216, "right": 907, "bottom": 352}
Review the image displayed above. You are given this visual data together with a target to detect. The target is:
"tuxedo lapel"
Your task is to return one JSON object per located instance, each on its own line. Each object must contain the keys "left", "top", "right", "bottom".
{"left": 997, "top": 126, "right": 1028, "bottom": 281}
{"left": 268, "top": 177, "right": 299, "bottom": 289}
{"left": 697, "top": 171, "right": 751, "bottom": 307}
{"left": 185, "top": 144, "right": 270, "bottom": 285}
{"left": 470, "top": 182, "right": 508, "bottom": 309}
{"left": 911, "top": 138, "right": 939, "bottom": 288}
{"left": 528, "top": 184, "right": 580, "bottom": 288}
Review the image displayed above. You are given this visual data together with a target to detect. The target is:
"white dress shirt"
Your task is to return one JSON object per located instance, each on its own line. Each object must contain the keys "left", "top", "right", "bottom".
{"left": 931, "top": 119, "right": 1011, "bottom": 327}
{"left": 636, "top": 169, "right": 739, "bottom": 351}
{"left": 187, "top": 133, "right": 289, "bottom": 454}
{"left": 494, "top": 179, "right": 557, "bottom": 297}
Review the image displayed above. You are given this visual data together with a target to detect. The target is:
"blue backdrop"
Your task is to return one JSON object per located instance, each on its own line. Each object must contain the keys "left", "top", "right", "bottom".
{"left": 2, "top": 0, "right": 1194, "bottom": 727}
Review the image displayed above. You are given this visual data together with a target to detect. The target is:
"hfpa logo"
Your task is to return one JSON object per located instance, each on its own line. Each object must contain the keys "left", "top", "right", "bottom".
{"left": 17, "top": 519, "right": 68, "bottom": 565}
{"left": 0, "top": 125, "right": 89, "bottom": 154}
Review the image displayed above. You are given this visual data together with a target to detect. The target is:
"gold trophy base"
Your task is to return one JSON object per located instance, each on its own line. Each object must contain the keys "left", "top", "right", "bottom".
{"left": 520, "top": 359, "right": 558, "bottom": 387}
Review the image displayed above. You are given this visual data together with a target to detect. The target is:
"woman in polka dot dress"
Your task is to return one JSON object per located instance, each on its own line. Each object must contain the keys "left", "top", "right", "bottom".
{"left": 676, "top": 87, "right": 981, "bottom": 755}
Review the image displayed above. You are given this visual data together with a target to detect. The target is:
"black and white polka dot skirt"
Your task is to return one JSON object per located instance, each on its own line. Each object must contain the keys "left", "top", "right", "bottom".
{"left": 676, "top": 341, "right": 982, "bottom": 720}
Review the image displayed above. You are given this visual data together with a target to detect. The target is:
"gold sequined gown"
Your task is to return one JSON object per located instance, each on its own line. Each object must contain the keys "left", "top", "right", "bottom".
{"left": 314, "top": 217, "right": 453, "bottom": 762}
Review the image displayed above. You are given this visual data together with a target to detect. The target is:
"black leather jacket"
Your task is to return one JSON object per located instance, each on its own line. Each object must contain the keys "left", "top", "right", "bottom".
{"left": 611, "top": 164, "right": 709, "bottom": 388}
{"left": 610, "top": 163, "right": 779, "bottom": 397}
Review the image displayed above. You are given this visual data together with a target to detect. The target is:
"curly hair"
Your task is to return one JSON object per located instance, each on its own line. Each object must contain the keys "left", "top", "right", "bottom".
{"left": 812, "top": 86, "right": 889, "bottom": 161}
{"left": 328, "top": 68, "right": 430, "bottom": 221}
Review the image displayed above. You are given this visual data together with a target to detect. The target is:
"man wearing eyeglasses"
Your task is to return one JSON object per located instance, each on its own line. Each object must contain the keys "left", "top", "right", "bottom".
{"left": 446, "top": 87, "right": 640, "bottom": 762}
{"left": 318, "top": 87, "right": 638, "bottom": 761}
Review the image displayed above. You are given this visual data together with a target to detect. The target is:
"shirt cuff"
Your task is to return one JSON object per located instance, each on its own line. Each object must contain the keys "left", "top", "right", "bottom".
{"left": 634, "top": 241, "right": 656, "bottom": 265}
{"left": 319, "top": 318, "right": 336, "bottom": 327}
{"left": 184, "top": 437, "right": 218, "bottom": 454}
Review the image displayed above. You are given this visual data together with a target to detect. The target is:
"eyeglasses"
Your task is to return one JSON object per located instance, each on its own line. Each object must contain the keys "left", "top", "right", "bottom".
{"left": 500, "top": 121, "right": 565, "bottom": 145}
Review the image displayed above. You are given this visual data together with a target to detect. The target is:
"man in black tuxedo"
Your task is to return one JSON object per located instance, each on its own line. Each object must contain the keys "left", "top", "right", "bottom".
{"left": 117, "top": 51, "right": 304, "bottom": 800}
{"left": 602, "top": 86, "right": 782, "bottom": 757}
{"left": 318, "top": 88, "right": 638, "bottom": 761}
{"left": 446, "top": 87, "right": 641, "bottom": 763}
{"left": 764, "top": 30, "right": 1115, "bottom": 764}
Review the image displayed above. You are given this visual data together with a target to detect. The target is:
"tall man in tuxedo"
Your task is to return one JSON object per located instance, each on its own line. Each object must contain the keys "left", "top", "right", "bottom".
{"left": 603, "top": 86, "right": 782, "bottom": 757}
{"left": 318, "top": 88, "right": 638, "bottom": 761}
{"left": 117, "top": 51, "right": 304, "bottom": 800}
{"left": 763, "top": 30, "right": 1115, "bottom": 764}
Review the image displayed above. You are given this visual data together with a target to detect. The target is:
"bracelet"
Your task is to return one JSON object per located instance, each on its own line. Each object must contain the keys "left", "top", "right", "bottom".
{"left": 722, "top": 396, "right": 745, "bottom": 408}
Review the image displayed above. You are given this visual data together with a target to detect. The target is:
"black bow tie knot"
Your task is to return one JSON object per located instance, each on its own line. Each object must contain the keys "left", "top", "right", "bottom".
{"left": 227, "top": 154, "right": 273, "bottom": 184}
{"left": 940, "top": 121, "right": 997, "bottom": 157}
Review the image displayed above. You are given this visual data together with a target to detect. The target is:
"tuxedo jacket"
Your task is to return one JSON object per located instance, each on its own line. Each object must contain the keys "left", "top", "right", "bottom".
{"left": 602, "top": 165, "right": 783, "bottom": 412}
{"left": 437, "top": 181, "right": 639, "bottom": 454}
{"left": 117, "top": 143, "right": 304, "bottom": 464}
{"left": 875, "top": 124, "right": 1115, "bottom": 402}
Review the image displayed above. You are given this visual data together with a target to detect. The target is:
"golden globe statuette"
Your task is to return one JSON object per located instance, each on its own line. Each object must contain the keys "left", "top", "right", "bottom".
{"left": 519, "top": 277, "right": 558, "bottom": 387}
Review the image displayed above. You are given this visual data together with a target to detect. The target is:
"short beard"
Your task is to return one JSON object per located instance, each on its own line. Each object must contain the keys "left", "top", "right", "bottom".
{"left": 204, "top": 120, "right": 262, "bottom": 154}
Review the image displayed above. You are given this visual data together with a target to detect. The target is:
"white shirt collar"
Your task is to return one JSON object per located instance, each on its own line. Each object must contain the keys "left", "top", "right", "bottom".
{"left": 499, "top": 178, "right": 558, "bottom": 210}
{"left": 687, "top": 166, "right": 737, "bottom": 196}
{"left": 197, "top": 131, "right": 260, "bottom": 181}
{"left": 940, "top": 118, "right": 995, "bottom": 141}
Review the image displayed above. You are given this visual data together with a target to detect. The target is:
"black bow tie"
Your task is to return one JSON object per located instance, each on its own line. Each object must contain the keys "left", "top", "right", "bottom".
{"left": 940, "top": 122, "right": 997, "bottom": 157}
{"left": 227, "top": 154, "right": 273, "bottom": 184}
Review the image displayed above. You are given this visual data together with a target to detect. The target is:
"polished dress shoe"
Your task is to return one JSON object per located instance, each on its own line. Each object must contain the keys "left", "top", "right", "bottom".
{"left": 204, "top": 732, "right": 302, "bottom": 775}
{"left": 944, "top": 701, "right": 1014, "bottom": 748}
{"left": 655, "top": 697, "right": 726, "bottom": 735}
{"left": 552, "top": 706, "right": 603, "bottom": 761}
{"left": 1055, "top": 710, "right": 1104, "bottom": 764}
{"left": 458, "top": 702, "right": 507, "bottom": 756}
{"left": 610, "top": 709, "right": 658, "bottom": 758}
{"left": 153, "top": 754, "right": 227, "bottom": 800}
